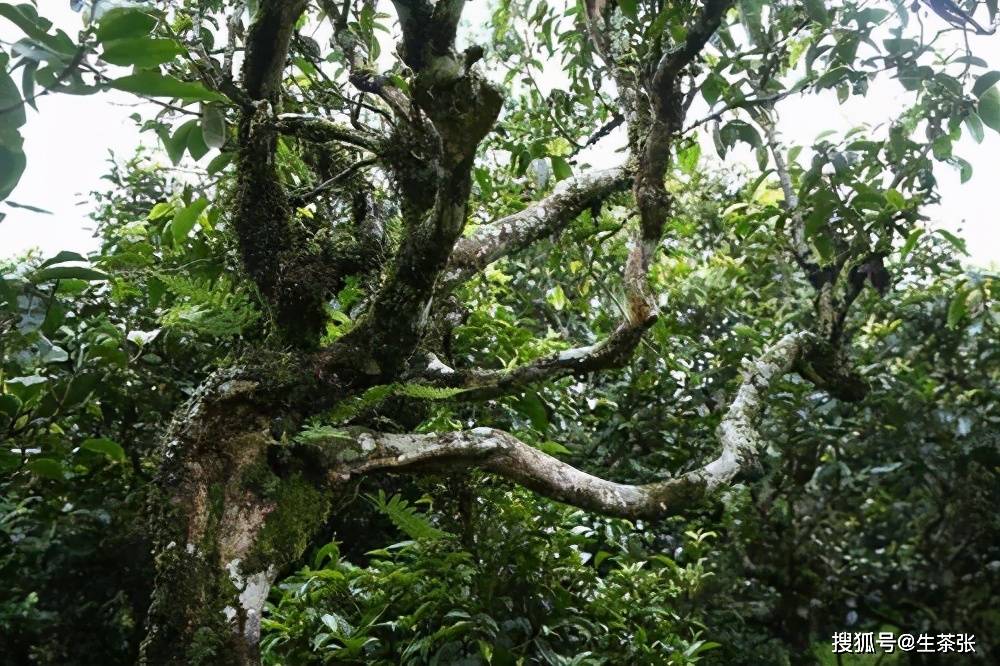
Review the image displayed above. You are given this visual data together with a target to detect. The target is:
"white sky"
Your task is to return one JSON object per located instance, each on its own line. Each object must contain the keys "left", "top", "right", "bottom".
{"left": 1, "top": 2, "right": 998, "bottom": 267}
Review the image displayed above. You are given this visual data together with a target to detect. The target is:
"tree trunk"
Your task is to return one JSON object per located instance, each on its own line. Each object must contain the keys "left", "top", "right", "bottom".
{"left": 139, "top": 373, "right": 333, "bottom": 666}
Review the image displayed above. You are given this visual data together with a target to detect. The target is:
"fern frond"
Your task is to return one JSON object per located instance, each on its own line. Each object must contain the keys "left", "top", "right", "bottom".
{"left": 154, "top": 272, "right": 259, "bottom": 337}
{"left": 367, "top": 491, "right": 450, "bottom": 541}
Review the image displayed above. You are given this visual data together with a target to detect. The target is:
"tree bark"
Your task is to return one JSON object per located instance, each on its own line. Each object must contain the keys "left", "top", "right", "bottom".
{"left": 139, "top": 374, "right": 333, "bottom": 665}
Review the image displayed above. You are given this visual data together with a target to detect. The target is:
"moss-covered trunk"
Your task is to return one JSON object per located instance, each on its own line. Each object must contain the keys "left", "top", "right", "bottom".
{"left": 139, "top": 374, "right": 333, "bottom": 665}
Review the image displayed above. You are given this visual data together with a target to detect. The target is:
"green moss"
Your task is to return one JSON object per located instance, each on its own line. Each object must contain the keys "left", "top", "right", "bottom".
{"left": 242, "top": 473, "right": 332, "bottom": 573}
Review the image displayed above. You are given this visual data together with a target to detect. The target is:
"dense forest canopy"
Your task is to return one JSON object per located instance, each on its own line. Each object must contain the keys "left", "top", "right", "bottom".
{"left": 1, "top": 0, "right": 998, "bottom": 664}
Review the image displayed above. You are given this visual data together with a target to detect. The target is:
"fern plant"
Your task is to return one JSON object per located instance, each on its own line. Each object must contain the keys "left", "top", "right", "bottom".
{"left": 154, "top": 271, "right": 259, "bottom": 337}
{"left": 367, "top": 491, "right": 451, "bottom": 541}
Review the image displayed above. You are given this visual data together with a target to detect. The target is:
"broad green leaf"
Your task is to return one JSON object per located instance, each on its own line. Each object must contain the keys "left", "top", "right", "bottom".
{"left": 110, "top": 72, "right": 227, "bottom": 103}
{"left": 32, "top": 265, "right": 109, "bottom": 282}
{"left": 95, "top": 7, "right": 158, "bottom": 43}
{"left": 0, "top": 393, "right": 20, "bottom": 418}
{"left": 546, "top": 285, "right": 567, "bottom": 310}
{"left": 158, "top": 120, "right": 197, "bottom": 165}
{"left": 147, "top": 202, "right": 174, "bottom": 220}
{"left": 977, "top": 87, "right": 1000, "bottom": 133}
{"left": 957, "top": 157, "right": 973, "bottom": 184}
{"left": 812, "top": 234, "right": 835, "bottom": 263}
{"left": 38, "top": 251, "right": 87, "bottom": 269}
{"left": 172, "top": 198, "right": 209, "bottom": 242}
{"left": 201, "top": 104, "right": 227, "bottom": 149}
{"left": 972, "top": 70, "right": 1000, "bottom": 98}
{"left": 964, "top": 112, "right": 985, "bottom": 143}
{"left": 187, "top": 123, "right": 210, "bottom": 161}
{"left": 514, "top": 391, "right": 549, "bottom": 431}
{"left": 80, "top": 437, "right": 126, "bottom": 463}
{"left": 27, "top": 458, "right": 64, "bottom": 480}
{"left": 619, "top": 0, "right": 638, "bottom": 21}
{"left": 0, "top": 123, "right": 26, "bottom": 200}
{"left": 0, "top": 69, "right": 26, "bottom": 128}
{"left": 0, "top": 4, "right": 76, "bottom": 57}
{"left": 678, "top": 141, "right": 701, "bottom": 175}
{"left": 550, "top": 155, "right": 572, "bottom": 181}
{"left": 206, "top": 151, "right": 234, "bottom": 175}
{"left": 101, "top": 38, "right": 185, "bottom": 68}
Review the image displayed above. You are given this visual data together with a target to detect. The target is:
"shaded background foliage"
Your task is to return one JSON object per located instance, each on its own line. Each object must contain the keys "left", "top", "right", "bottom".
{"left": 2, "top": 155, "right": 997, "bottom": 664}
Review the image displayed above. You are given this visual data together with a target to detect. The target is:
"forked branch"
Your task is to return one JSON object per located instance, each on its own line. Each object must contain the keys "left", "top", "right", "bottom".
{"left": 315, "top": 332, "right": 814, "bottom": 519}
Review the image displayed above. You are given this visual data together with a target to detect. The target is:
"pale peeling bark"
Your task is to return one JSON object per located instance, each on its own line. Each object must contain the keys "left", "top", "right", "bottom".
{"left": 320, "top": 332, "right": 813, "bottom": 519}
{"left": 442, "top": 166, "right": 631, "bottom": 290}
{"left": 761, "top": 115, "right": 812, "bottom": 262}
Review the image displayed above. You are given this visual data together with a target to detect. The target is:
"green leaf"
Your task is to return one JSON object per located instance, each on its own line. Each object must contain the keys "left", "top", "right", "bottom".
{"left": 32, "top": 266, "right": 108, "bottom": 282}
{"left": 816, "top": 66, "right": 850, "bottom": 89}
{"left": 550, "top": 155, "right": 572, "bottom": 181}
{"left": 935, "top": 229, "right": 968, "bottom": 255}
{"left": 368, "top": 491, "right": 449, "bottom": 541}
{"left": 147, "top": 201, "right": 174, "bottom": 220}
{"left": 201, "top": 104, "right": 227, "bottom": 149}
{"left": 899, "top": 228, "right": 923, "bottom": 260}
{"left": 884, "top": 189, "right": 906, "bottom": 210}
{"left": 546, "top": 285, "right": 567, "bottom": 311}
{"left": 812, "top": 234, "right": 835, "bottom": 263}
{"left": 28, "top": 458, "right": 64, "bottom": 480}
{"left": 947, "top": 289, "right": 968, "bottom": 328}
{"left": 964, "top": 112, "right": 985, "bottom": 143}
{"left": 678, "top": 141, "right": 701, "bottom": 175}
{"left": 187, "top": 123, "right": 210, "bottom": 161}
{"left": 956, "top": 157, "right": 973, "bottom": 184}
{"left": 972, "top": 70, "right": 1000, "bottom": 98}
{"left": 977, "top": 87, "right": 1000, "bottom": 133}
{"left": 0, "top": 393, "right": 21, "bottom": 418}
{"left": 514, "top": 391, "right": 549, "bottom": 431}
{"left": 38, "top": 250, "right": 87, "bottom": 269}
{"left": 80, "top": 437, "right": 126, "bottom": 463}
{"left": 110, "top": 72, "right": 227, "bottom": 103}
{"left": 158, "top": 120, "right": 197, "bottom": 164}
{"left": 101, "top": 38, "right": 185, "bottom": 68}
{"left": 619, "top": 0, "right": 638, "bottom": 21}
{"left": 172, "top": 198, "right": 209, "bottom": 243}
{"left": 206, "top": 151, "right": 234, "bottom": 175}
{"left": 95, "top": 7, "right": 157, "bottom": 43}
{"left": 0, "top": 69, "right": 26, "bottom": 129}
{"left": 0, "top": 141, "right": 26, "bottom": 201}
{"left": 803, "top": 0, "right": 828, "bottom": 24}
{"left": 0, "top": 5, "right": 76, "bottom": 57}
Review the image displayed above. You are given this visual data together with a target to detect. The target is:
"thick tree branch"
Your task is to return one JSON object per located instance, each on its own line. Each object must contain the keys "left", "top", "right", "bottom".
{"left": 274, "top": 113, "right": 381, "bottom": 150}
{"left": 322, "top": 0, "right": 502, "bottom": 381}
{"left": 441, "top": 167, "right": 631, "bottom": 290}
{"left": 242, "top": 0, "right": 309, "bottom": 101}
{"left": 653, "top": 0, "right": 734, "bottom": 94}
{"left": 231, "top": 0, "right": 341, "bottom": 346}
{"left": 315, "top": 332, "right": 814, "bottom": 519}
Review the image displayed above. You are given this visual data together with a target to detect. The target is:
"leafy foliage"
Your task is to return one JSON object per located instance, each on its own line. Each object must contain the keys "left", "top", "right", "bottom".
{"left": 1, "top": 1, "right": 999, "bottom": 665}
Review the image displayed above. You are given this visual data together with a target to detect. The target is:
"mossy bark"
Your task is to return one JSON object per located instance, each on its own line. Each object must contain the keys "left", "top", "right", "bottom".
{"left": 139, "top": 375, "right": 333, "bottom": 666}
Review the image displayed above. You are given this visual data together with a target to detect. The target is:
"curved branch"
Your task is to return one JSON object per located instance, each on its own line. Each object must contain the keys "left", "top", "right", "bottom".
{"left": 316, "top": 332, "right": 813, "bottom": 519}
{"left": 441, "top": 166, "right": 632, "bottom": 290}
{"left": 418, "top": 315, "right": 657, "bottom": 399}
